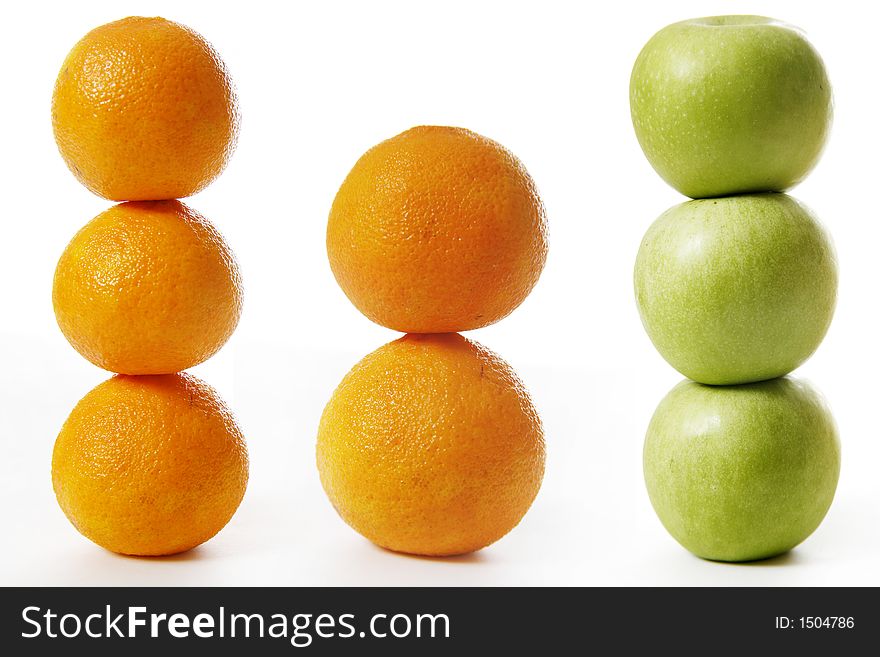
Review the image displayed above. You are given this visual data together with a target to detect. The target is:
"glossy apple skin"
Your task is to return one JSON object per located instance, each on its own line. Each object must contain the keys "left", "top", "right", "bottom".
{"left": 630, "top": 15, "right": 832, "bottom": 199}
{"left": 644, "top": 377, "right": 840, "bottom": 562}
{"left": 634, "top": 193, "right": 836, "bottom": 385}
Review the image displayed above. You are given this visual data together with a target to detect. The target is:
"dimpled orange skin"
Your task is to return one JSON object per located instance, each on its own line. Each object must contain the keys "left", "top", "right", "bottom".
{"left": 317, "top": 333, "right": 545, "bottom": 556}
{"left": 52, "top": 200, "right": 242, "bottom": 375}
{"left": 327, "top": 126, "right": 548, "bottom": 333}
{"left": 52, "top": 373, "right": 249, "bottom": 556}
{"left": 52, "top": 16, "right": 239, "bottom": 201}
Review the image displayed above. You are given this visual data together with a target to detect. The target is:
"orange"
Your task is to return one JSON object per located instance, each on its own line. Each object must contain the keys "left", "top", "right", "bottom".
{"left": 52, "top": 16, "right": 238, "bottom": 201}
{"left": 53, "top": 200, "right": 242, "bottom": 374}
{"left": 327, "top": 126, "right": 548, "bottom": 333}
{"left": 52, "top": 373, "right": 248, "bottom": 556}
{"left": 317, "top": 333, "right": 545, "bottom": 556}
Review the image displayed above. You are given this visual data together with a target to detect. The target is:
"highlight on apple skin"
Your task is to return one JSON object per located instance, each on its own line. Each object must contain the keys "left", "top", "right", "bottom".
{"left": 630, "top": 15, "right": 832, "bottom": 199}
{"left": 634, "top": 193, "right": 837, "bottom": 386}
{"left": 643, "top": 377, "right": 840, "bottom": 562}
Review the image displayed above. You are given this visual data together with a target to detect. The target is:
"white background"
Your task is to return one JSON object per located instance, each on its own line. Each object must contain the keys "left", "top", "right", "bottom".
{"left": 1, "top": 0, "right": 876, "bottom": 586}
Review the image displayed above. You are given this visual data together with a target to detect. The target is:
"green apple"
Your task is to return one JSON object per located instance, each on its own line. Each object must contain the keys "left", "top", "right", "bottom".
{"left": 634, "top": 193, "right": 836, "bottom": 385}
{"left": 630, "top": 16, "right": 832, "bottom": 199}
{"left": 644, "top": 377, "right": 840, "bottom": 562}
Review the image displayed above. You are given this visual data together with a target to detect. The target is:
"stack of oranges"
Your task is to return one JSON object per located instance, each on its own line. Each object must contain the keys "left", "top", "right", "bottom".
{"left": 49, "top": 17, "right": 248, "bottom": 556}
{"left": 318, "top": 126, "right": 549, "bottom": 556}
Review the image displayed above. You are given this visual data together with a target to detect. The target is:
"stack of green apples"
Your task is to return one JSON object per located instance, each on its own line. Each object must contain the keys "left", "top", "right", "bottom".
{"left": 630, "top": 16, "right": 840, "bottom": 562}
